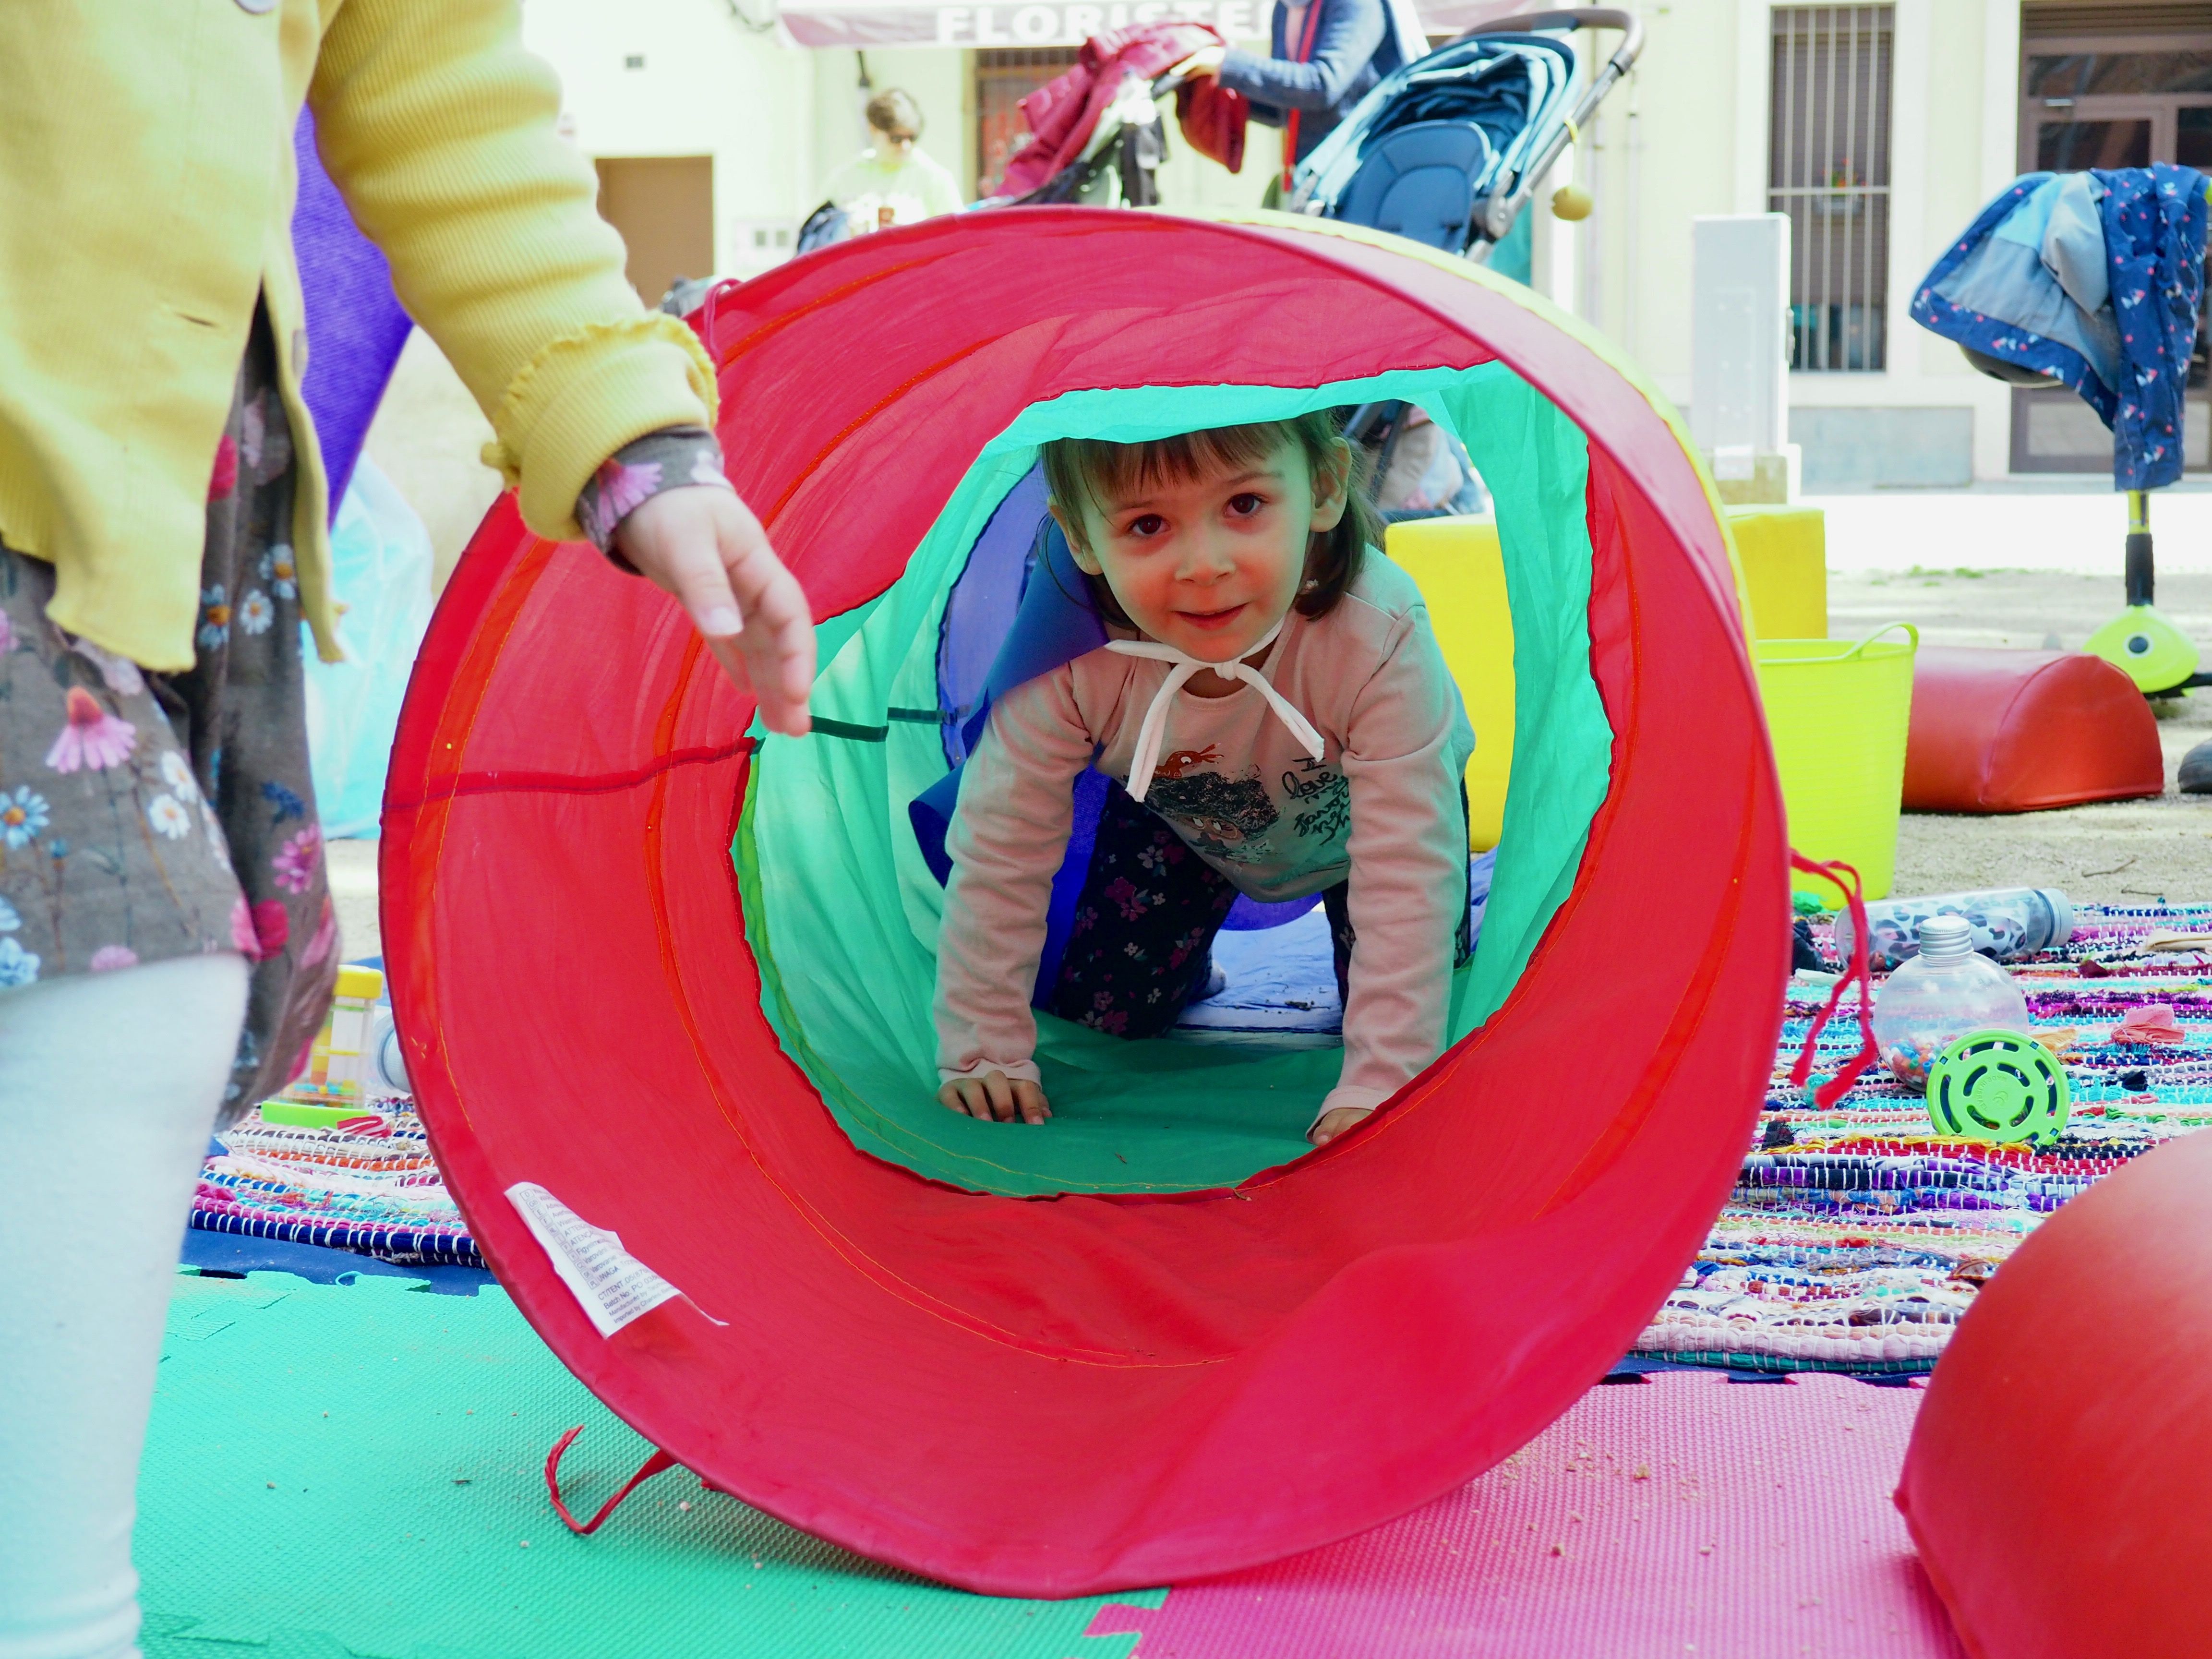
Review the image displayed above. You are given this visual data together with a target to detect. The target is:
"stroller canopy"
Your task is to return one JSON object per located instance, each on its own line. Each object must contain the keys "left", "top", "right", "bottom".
{"left": 1294, "top": 31, "right": 1580, "bottom": 253}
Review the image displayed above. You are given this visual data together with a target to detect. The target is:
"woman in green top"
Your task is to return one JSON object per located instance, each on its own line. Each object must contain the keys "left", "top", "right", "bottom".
{"left": 826, "top": 89, "right": 966, "bottom": 228}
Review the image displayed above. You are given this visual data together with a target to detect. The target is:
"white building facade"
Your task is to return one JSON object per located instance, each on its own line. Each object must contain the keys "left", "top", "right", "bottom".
{"left": 523, "top": 0, "right": 2211, "bottom": 485}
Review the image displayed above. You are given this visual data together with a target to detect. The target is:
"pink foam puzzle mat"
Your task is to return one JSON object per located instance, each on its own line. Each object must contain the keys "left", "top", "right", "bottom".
{"left": 1087, "top": 1370, "right": 1966, "bottom": 1659}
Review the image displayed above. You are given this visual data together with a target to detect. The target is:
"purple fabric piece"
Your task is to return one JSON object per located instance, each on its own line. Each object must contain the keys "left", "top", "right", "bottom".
{"left": 291, "top": 109, "right": 414, "bottom": 521}
{"left": 911, "top": 511, "right": 1109, "bottom": 884}
{"left": 938, "top": 467, "right": 1054, "bottom": 767}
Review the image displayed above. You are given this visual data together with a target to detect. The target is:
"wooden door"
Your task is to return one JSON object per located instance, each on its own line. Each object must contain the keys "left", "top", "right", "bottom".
{"left": 593, "top": 156, "right": 716, "bottom": 309}
{"left": 2011, "top": 30, "right": 2212, "bottom": 471}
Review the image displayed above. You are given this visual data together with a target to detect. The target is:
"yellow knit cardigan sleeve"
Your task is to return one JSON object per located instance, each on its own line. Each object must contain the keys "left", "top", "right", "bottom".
{"left": 309, "top": 0, "right": 718, "bottom": 544}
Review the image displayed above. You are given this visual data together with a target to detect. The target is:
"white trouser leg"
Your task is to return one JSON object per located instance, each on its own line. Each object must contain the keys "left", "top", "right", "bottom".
{"left": 0, "top": 954, "right": 249, "bottom": 1659}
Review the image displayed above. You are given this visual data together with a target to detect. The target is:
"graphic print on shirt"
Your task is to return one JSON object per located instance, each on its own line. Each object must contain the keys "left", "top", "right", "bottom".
{"left": 1283, "top": 757, "right": 1350, "bottom": 847}
{"left": 1146, "top": 748, "right": 1280, "bottom": 865}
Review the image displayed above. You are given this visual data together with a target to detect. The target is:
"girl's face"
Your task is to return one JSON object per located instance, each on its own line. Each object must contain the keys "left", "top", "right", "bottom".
{"left": 1054, "top": 436, "right": 1350, "bottom": 664}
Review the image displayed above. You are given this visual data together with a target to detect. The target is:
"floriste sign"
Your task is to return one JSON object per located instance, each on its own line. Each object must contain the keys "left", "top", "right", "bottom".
{"left": 773, "top": 0, "right": 1529, "bottom": 48}
{"left": 778, "top": 0, "right": 1273, "bottom": 48}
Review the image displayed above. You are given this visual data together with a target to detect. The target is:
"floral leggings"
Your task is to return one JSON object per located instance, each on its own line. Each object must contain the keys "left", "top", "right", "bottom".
{"left": 1042, "top": 781, "right": 1354, "bottom": 1039}
{"left": 0, "top": 308, "right": 336, "bottom": 1120}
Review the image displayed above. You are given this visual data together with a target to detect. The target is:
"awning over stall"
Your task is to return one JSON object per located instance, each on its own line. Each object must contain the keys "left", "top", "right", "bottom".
{"left": 777, "top": 0, "right": 1531, "bottom": 49}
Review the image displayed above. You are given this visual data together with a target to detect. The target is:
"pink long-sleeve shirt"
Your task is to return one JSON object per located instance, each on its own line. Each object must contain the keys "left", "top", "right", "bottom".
{"left": 935, "top": 555, "right": 1476, "bottom": 1123}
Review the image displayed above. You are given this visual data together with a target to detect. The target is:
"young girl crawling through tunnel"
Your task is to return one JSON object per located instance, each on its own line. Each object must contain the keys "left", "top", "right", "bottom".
{"left": 934, "top": 411, "right": 1476, "bottom": 1147}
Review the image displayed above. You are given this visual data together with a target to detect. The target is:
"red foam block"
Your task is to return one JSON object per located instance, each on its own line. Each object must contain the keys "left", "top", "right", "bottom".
{"left": 1897, "top": 1129, "right": 2212, "bottom": 1657}
{"left": 1902, "top": 647, "right": 2163, "bottom": 813}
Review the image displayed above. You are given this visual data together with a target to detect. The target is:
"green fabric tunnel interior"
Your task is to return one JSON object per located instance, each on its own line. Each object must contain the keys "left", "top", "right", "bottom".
{"left": 734, "top": 363, "right": 1615, "bottom": 1197}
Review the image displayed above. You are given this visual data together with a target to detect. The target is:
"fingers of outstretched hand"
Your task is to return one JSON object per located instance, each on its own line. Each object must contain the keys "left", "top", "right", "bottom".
{"left": 715, "top": 496, "right": 816, "bottom": 736}
{"left": 613, "top": 488, "right": 815, "bottom": 737}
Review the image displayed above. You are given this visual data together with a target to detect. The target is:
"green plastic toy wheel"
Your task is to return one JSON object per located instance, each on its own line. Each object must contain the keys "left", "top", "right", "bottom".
{"left": 1925, "top": 1030, "right": 2070, "bottom": 1146}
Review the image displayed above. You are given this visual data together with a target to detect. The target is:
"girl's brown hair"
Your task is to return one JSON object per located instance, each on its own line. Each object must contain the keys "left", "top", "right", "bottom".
{"left": 1040, "top": 411, "right": 1378, "bottom": 626}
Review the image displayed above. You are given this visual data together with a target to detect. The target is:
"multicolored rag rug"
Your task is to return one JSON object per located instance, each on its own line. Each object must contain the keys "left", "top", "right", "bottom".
{"left": 192, "top": 908, "right": 2212, "bottom": 1366}
{"left": 190, "top": 1096, "right": 479, "bottom": 1267}
{"left": 1636, "top": 903, "right": 2212, "bottom": 1374}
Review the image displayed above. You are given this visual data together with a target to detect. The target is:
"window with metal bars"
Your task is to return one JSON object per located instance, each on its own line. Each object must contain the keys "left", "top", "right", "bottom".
{"left": 976, "top": 48, "right": 1082, "bottom": 199}
{"left": 1769, "top": 6, "right": 1895, "bottom": 372}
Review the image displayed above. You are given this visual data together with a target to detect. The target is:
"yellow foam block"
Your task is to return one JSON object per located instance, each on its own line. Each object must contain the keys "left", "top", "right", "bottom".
{"left": 1725, "top": 504, "right": 1827, "bottom": 639}
{"left": 1383, "top": 516, "right": 1513, "bottom": 852}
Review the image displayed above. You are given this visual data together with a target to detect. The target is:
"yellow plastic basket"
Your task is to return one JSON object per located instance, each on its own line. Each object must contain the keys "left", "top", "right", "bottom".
{"left": 1753, "top": 623, "right": 1918, "bottom": 906}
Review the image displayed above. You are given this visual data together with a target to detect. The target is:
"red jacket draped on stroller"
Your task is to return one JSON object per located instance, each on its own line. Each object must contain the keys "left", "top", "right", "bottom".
{"left": 1002, "top": 22, "right": 1248, "bottom": 196}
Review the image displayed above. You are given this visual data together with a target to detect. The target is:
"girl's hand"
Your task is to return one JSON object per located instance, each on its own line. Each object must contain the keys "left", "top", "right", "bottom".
{"left": 938, "top": 1071, "right": 1053, "bottom": 1125}
{"left": 1169, "top": 46, "right": 1226, "bottom": 80}
{"left": 613, "top": 486, "right": 816, "bottom": 737}
{"left": 1309, "top": 1105, "right": 1370, "bottom": 1146}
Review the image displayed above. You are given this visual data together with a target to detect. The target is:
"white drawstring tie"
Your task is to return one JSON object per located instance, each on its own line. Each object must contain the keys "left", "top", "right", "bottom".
{"left": 1106, "top": 619, "right": 1325, "bottom": 802}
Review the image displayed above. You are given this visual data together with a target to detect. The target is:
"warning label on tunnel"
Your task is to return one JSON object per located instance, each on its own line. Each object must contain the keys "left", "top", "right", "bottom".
{"left": 507, "top": 1182, "right": 684, "bottom": 1337}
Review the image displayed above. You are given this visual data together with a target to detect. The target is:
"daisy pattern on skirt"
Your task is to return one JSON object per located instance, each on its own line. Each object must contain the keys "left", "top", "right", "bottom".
{"left": 147, "top": 793, "right": 192, "bottom": 839}
{"left": 238, "top": 590, "right": 275, "bottom": 635}
{"left": 0, "top": 937, "right": 37, "bottom": 988}
{"left": 0, "top": 895, "right": 19, "bottom": 930}
{"left": 198, "top": 585, "right": 232, "bottom": 651}
{"left": 89, "top": 945, "right": 139, "bottom": 972}
{"left": 160, "top": 750, "right": 200, "bottom": 802}
{"left": 689, "top": 452, "right": 735, "bottom": 491}
{"left": 0, "top": 786, "right": 49, "bottom": 848}
{"left": 45, "top": 687, "right": 137, "bottom": 773}
{"left": 260, "top": 546, "right": 297, "bottom": 600}
{"left": 272, "top": 822, "right": 322, "bottom": 894}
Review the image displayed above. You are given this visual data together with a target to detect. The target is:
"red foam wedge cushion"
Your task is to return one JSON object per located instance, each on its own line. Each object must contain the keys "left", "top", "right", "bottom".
{"left": 1896, "top": 1130, "right": 2212, "bottom": 1658}
{"left": 1902, "top": 647, "right": 2164, "bottom": 812}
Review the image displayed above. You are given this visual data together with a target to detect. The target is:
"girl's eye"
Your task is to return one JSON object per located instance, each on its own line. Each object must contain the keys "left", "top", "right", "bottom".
{"left": 1126, "top": 513, "right": 1168, "bottom": 538}
{"left": 1226, "top": 493, "right": 1264, "bottom": 518}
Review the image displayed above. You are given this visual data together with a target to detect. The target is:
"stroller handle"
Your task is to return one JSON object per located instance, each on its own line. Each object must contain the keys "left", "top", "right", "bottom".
{"left": 1457, "top": 10, "right": 1644, "bottom": 77}
{"left": 1460, "top": 9, "right": 1645, "bottom": 243}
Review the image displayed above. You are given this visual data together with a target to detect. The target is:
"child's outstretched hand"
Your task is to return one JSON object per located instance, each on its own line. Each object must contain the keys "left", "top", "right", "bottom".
{"left": 1309, "top": 1106, "right": 1370, "bottom": 1147}
{"left": 938, "top": 1071, "right": 1052, "bottom": 1125}
{"left": 614, "top": 487, "right": 816, "bottom": 736}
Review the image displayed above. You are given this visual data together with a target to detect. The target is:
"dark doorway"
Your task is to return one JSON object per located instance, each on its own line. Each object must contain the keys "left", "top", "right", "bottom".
{"left": 2012, "top": 17, "right": 2212, "bottom": 472}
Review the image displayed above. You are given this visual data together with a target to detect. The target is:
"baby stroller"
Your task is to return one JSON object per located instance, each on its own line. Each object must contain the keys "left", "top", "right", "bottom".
{"left": 1296, "top": 10, "right": 1641, "bottom": 513}
{"left": 979, "top": 65, "right": 1197, "bottom": 211}
{"left": 1290, "top": 8, "right": 1642, "bottom": 263}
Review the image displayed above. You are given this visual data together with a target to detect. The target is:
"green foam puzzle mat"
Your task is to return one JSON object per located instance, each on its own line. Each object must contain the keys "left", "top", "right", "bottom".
{"left": 142, "top": 1270, "right": 1162, "bottom": 1659}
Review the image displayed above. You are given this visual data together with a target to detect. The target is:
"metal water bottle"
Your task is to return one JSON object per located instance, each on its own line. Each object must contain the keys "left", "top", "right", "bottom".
{"left": 1834, "top": 888, "right": 2071, "bottom": 972}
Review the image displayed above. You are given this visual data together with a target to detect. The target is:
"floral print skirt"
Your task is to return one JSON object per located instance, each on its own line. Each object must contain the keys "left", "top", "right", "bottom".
{"left": 1042, "top": 781, "right": 1353, "bottom": 1040}
{"left": 0, "top": 309, "right": 337, "bottom": 1121}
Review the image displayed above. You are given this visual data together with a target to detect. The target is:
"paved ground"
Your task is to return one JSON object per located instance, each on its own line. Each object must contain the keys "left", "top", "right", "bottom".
{"left": 1832, "top": 563, "right": 2212, "bottom": 905}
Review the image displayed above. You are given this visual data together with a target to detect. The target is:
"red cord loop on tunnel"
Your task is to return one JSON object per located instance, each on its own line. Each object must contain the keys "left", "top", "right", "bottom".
{"left": 545, "top": 1426, "right": 681, "bottom": 1535}
{"left": 1786, "top": 851, "right": 1879, "bottom": 1110}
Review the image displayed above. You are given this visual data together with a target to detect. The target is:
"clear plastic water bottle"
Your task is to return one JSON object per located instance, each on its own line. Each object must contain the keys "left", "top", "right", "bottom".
{"left": 1835, "top": 887, "right": 2072, "bottom": 972}
{"left": 1871, "top": 915, "right": 2032, "bottom": 1090}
